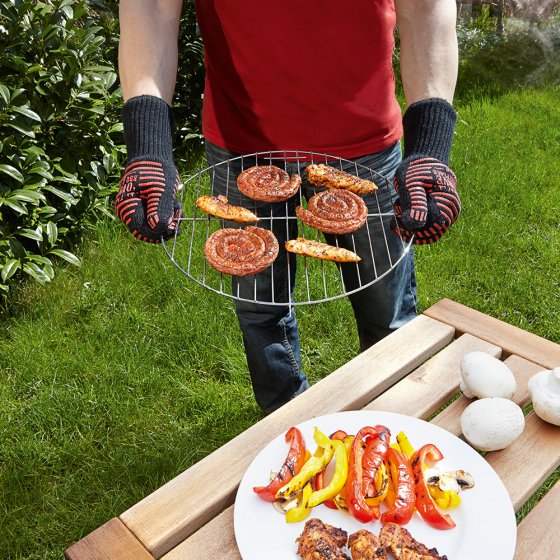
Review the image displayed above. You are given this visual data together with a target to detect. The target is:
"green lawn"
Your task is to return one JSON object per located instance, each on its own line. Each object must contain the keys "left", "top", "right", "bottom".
{"left": 1, "top": 87, "right": 559, "bottom": 559}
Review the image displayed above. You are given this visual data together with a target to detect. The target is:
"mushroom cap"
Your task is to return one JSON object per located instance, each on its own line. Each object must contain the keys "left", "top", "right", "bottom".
{"left": 460, "top": 352, "right": 517, "bottom": 399}
{"left": 528, "top": 367, "right": 560, "bottom": 426}
{"left": 460, "top": 397, "right": 525, "bottom": 452}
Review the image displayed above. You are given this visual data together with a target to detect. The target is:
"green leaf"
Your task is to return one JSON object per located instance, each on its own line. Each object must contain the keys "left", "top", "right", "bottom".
{"left": 5, "top": 122, "right": 35, "bottom": 138}
{"left": 2, "top": 199, "right": 27, "bottom": 214}
{"left": 23, "top": 262, "right": 50, "bottom": 284}
{"left": 0, "top": 164, "right": 24, "bottom": 183}
{"left": 12, "top": 106, "right": 42, "bottom": 122}
{"left": 42, "top": 185, "right": 76, "bottom": 202}
{"left": 46, "top": 221, "right": 58, "bottom": 245}
{"left": 1, "top": 259, "right": 20, "bottom": 282}
{"left": 10, "top": 189, "right": 46, "bottom": 203}
{"left": 49, "top": 249, "right": 81, "bottom": 266}
{"left": 18, "top": 228, "right": 43, "bottom": 242}
{"left": 0, "top": 84, "right": 10, "bottom": 105}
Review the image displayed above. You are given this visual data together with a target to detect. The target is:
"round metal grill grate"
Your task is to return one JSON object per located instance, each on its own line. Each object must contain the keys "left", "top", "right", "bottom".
{"left": 162, "top": 150, "right": 412, "bottom": 307}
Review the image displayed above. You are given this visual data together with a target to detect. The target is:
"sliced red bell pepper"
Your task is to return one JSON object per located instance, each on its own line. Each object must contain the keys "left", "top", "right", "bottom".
{"left": 411, "top": 444, "right": 456, "bottom": 530}
{"left": 345, "top": 426, "right": 380, "bottom": 523}
{"left": 381, "top": 446, "right": 415, "bottom": 525}
{"left": 253, "top": 426, "right": 306, "bottom": 503}
{"left": 362, "top": 425, "right": 391, "bottom": 498}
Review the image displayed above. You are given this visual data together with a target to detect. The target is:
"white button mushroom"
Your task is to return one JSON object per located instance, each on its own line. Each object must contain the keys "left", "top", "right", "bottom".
{"left": 460, "top": 397, "right": 525, "bottom": 452}
{"left": 528, "top": 367, "right": 560, "bottom": 426}
{"left": 460, "top": 352, "right": 516, "bottom": 399}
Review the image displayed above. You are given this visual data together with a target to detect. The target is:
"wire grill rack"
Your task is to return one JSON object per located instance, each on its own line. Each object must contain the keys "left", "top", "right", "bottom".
{"left": 162, "top": 150, "right": 412, "bottom": 307}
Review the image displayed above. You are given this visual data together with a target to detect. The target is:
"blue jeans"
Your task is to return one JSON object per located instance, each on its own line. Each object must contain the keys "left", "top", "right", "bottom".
{"left": 205, "top": 141, "right": 417, "bottom": 413}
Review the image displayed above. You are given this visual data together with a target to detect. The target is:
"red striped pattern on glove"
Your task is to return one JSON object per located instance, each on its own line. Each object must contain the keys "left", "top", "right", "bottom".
{"left": 392, "top": 157, "right": 460, "bottom": 245}
{"left": 115, "top": 160, "right": 181, "bottom": 243}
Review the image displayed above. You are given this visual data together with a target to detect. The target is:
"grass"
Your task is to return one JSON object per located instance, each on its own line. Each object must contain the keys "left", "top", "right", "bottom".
{"left": 1, "top": 90, "right": 560, "bottom": 560}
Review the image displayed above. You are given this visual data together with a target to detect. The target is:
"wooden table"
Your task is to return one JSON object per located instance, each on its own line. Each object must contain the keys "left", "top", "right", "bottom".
{"left": 65, "top": 299, "right": 560, "bottom": 560}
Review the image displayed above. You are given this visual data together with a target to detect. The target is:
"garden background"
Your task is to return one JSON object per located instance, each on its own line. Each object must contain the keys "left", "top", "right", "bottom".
{"left": 1, "top": 1, "right": 559, "bottom": 558}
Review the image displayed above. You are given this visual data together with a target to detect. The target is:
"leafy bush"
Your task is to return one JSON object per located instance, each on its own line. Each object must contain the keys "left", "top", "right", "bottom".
{"left": 0, "top": 0, "right": 124, "bottom": 295}
{"left": 0, "top": 0, "right": 205, "bottom": 297}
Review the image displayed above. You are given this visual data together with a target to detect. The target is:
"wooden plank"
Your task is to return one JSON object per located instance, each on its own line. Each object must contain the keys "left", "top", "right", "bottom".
{"left": 161, "top": 507, "right": 240, "bottom": 560}
{"left": 120, "top": 315, "right": 455, "bottom": 558}
{"left": 515, "top": 480, "right": 560, "bottom": 559}
{"left": 363, "top": 333, "right": 501, "bottom": 418}
{"left": 431, "top": 354, "right": 543, "bottom": 435}
{"left": 486, "top": 412, "right": 560, "bottom": 511}
{"left": 64, "top": 518, "right": 155, "bottom": 560}
{"left": 423, "top": 298, "right": 560, "bottom": 369}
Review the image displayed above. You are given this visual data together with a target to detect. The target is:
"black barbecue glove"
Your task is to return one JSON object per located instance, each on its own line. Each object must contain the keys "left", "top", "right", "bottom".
{"left": 115, "top": 95, "right": 181, "bottom": 243}
{"left": 392, "top": 98, "right": 460, "bottom": 245}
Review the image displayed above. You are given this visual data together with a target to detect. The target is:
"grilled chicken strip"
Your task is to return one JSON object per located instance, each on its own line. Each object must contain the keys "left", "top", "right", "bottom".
{"left": 296, "top": 518, "right": 349, "bottom": 560}
{"left": 379, "top": 523, "right": 448, "bottom": 560}
{"left": 306, "top": 164, "right": 378, "bottom": 195}
{"left": 348, "top": 530, "right": 387, "bottom": 560}
{"left": 285, "top": 238, "right": 361, "bottom": 263}
{"left": 196, "top": 195, "right": 259, "bottom": 223}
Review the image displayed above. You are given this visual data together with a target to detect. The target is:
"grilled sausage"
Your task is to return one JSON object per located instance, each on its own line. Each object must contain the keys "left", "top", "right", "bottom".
{"left": 237, "top": 165, "right": 301, "bottom": 202}
{"left": 204, "top": 226, "right": 278, "bottom": 276}
{"left": 296, "top": 190, "right": 367, "bottom": 234}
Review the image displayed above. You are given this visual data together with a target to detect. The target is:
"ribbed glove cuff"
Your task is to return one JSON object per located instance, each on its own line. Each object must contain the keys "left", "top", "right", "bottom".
{"left": 122, "top": 95, "right": 174, "bottom": 162}
{"left": 402, "top": 98, "right": 457, "bottom": 165}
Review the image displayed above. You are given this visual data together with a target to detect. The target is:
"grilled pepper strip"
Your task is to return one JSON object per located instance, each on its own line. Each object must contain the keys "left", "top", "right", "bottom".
{"left": 411, "top": 444, "right": 456, "bottom": 530}
{"left": 345, "top": 426, "right": 380, "bottom": 523}
{"left": 314, "top": 430, "right": 348, "bottom": 510}
{"left": 253, "top": 426, "right": 307, "bottom": 502}
{"left": 308, "top": 439, "right": 348, "bottom": 508}
{"left": 276, "top": 427, "right": 334, "bottom": 500}
{"left": 381, "top": 446, "right": 415, "bottom": 525}
{"left": 285, "top": 481, "right": 313, "bottom": 523}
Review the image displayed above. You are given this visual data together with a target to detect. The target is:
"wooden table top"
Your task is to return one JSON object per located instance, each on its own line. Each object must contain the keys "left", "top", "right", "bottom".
{"left": 65, "top": 299, "right": 560, "bottom": 560}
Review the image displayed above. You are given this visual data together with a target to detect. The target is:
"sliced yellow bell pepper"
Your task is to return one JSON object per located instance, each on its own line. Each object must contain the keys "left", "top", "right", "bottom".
{"left": 285, "top": 481, "right": 313, "bottom": 523}
{"left": 276, "top": 427, "right": 334, "bottom": 499}
{"left": 307, "top": 439, "right": 348, "bottom": 508}
{"left": 396, "top": 431, "right": 415, "bottom": 459}
{"left": 428, "top": 484, "right": 462, "bottom": 510}
{"left": 364, "top": 461, "right": 389, "bottom": 507}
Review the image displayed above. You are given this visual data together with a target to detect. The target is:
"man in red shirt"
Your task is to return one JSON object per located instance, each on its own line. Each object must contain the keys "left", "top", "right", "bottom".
{"left": 116, "top": 1, "right": 461, "bottom": 413}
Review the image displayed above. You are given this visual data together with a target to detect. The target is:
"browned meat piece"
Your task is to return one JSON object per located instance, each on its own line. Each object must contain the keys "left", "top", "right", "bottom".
{"left": 237, "top": 165, "right": 301, "bottom": 202}
{"left": 296, "top": 190, "right": 368, "bottom": 234}
{"left": 306, "top": 164, "right": 377, "bottom": 195}
{"left": 348, "top": 529, "right": 387, "bottom": 560}
{"left": 285, "top": 238, "right": 361, "bottom": 263}
{"left": 204, "top": 226, "right": 278, "bottom": 276}
{"left": 296, "top": 518, "right": 349, "bottom": 560}
{"left": 379, "top": 523, "right": 448, "bottom": 560}
{"left": 196, "top": 195, "right": 259, "bottom": 223}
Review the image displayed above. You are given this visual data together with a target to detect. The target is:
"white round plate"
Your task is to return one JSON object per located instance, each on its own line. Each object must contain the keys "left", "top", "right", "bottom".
{"left": 234, "top": 411, "right": 516, "bottom": 560}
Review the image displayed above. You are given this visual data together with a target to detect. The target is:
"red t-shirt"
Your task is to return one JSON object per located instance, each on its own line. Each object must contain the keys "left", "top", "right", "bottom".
{"left": 194, "top": 0, "right": 402, "bottom": 158}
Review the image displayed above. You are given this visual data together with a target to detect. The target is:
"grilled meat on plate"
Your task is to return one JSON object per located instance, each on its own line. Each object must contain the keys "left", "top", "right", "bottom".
{"left": 296, "top": 518, "right": 349, "bottom": 560}
{"left": 379, "top": 523, "right": 448, "bottom": 560}
{"left": 348, "top": 529, "right": 388, "bottom": 560}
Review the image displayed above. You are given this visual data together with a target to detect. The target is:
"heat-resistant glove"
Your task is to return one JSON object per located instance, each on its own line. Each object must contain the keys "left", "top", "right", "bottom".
{"left": 392, "top": 98, "right": 460, "bottom": 245}
{"left": 115, "top": 95, "right": 181, "bottom": 243}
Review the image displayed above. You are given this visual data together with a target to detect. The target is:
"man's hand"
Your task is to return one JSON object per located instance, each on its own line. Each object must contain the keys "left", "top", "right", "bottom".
{"left": 115, "top": 158, "right": 181, "bottom": 243}
{"left": 115, "top": 95, "right": 181, "bottom": 243}
{"left": 392, "top": 97, "right": 460, "bottom": 245}
{"left": 392, "top": 155, "right": 460, "bottom": 244}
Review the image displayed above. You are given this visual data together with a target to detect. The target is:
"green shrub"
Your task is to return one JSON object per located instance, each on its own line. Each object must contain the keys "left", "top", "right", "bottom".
{"left": 0, "top": 0, "right": 205, "bottom": 297}
{"left": 0, "top": 0, "right": 124, "bottom": 295}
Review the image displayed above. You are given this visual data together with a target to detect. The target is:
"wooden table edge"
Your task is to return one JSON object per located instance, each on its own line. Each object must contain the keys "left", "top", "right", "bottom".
{"left": 423, "top": 298, "right": 560, "bottom": 369}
